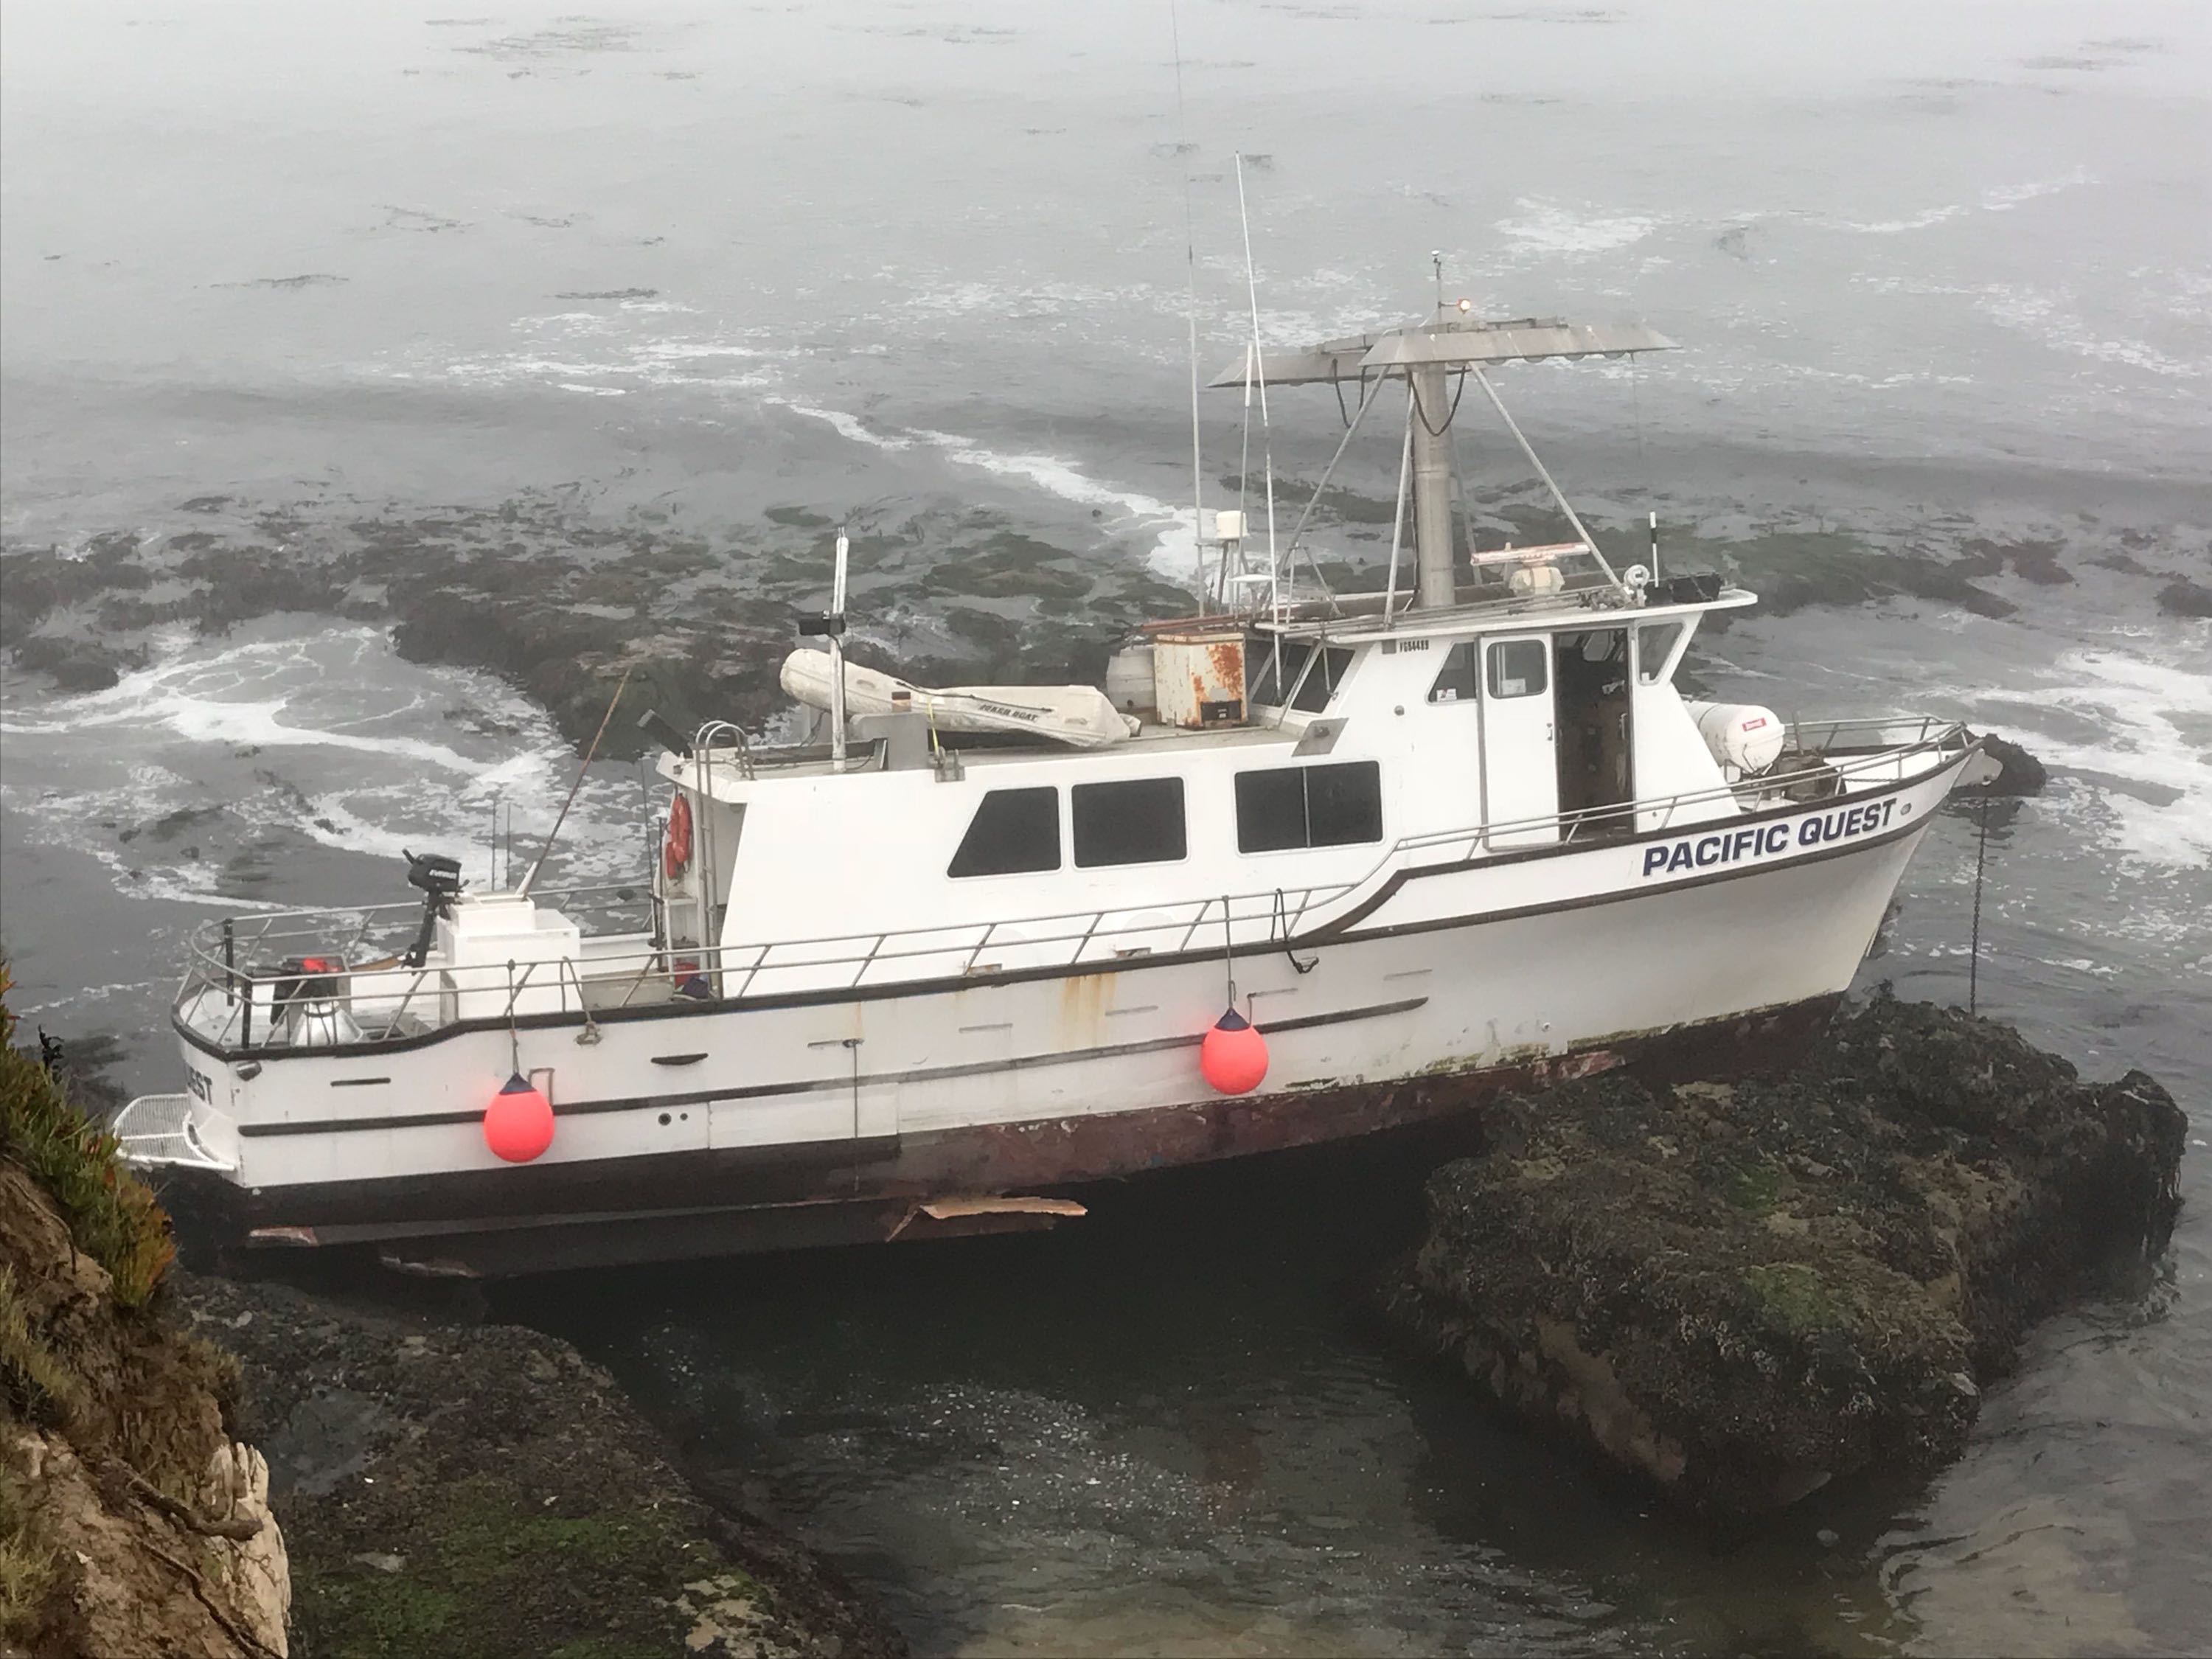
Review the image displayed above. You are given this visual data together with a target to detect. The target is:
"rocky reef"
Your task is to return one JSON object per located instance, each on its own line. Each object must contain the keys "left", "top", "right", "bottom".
{"left": 5, "top": 483, "right": 2193, "bottom": 754}
{"left": 174, "top": 1272, "right": 905, "bottom": 1659}
{"left": 1, "top": 973, "right": 903, "bottom": 1658}
{"left": 1377, "top": 992, "right": 2185, "bottom": 1517}
{"left": 1, "top": 973, "right": 289, "bottom": 1658}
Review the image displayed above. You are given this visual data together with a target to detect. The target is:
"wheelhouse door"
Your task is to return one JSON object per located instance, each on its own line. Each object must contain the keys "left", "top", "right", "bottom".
{"left": 1478, "top": 634, "right": 1559, "bottom": 846}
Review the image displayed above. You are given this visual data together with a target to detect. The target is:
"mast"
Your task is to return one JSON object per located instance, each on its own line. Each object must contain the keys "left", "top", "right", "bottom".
{"left": 1409, "top": 364, "right": 1458, "bottom": 611}
{"left": 828, "top": 528, "right": 850, "bottom": 771}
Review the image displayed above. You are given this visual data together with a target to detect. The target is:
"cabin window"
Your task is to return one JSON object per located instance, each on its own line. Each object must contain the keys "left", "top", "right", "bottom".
{"left": 1636, "top": 622, "right": 1685, "bottom": 685}
{"left": 1428, "top": 643, "right": 1480, "bottom": 703}
{"left": 948, "top": 787, "right": 1060, "bottom": 878}
{"left": 1486, "top": 639, "right": 1548, "bottom": 700}
{"left": 1072, "top": 778, "right": 1187, "bottom": 867}
{"left": 1248, "top": 641, "right": 1354, "bottom": 711}
{"left": 1235, "top": 761, "right": 1383, "bottom": 853}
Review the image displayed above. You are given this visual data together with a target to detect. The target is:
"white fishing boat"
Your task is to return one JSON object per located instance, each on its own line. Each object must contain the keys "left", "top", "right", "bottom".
{"left": 116, "top": 303, "right": 1988, "bottom": 1276}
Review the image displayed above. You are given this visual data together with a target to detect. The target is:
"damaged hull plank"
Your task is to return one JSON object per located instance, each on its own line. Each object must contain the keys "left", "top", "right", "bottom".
{"left": 159, "top": 997, "right": 1841, "bottom": 1277}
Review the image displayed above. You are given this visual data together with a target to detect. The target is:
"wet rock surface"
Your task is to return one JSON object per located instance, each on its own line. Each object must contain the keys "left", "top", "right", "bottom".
{"left": 1967, "top": 732, "right": 2047, "bottom": 796}
{"left": 1376, "top": 993, "right": 2186, "bottom": 1517}
{"left": 173, "top": 1271, "right": 907, "bottom": 1659}
{"left": 0, "top": 495, "right": 1192, "bottom": 757}
{"left": 2157, "top": 577, "right": 2212, "bottom": 619}
{"left": 4, "top": 486, "right": 2183, "bottom": 755}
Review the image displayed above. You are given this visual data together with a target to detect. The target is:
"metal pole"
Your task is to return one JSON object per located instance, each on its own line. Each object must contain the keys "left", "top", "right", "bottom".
{"left": 1410, "top": 366, "right": 1457, "bottom": 610}
{"left": 829, "top": 528, "right": 851, "bottom": 771}
{"left": 1467, "top": 364, "right": 1621, "bottom": 588}
{"left": 1234, "top": 155, "right": 1279, "bottom": 623}
{"left": 520, "top": 666, "right": 633, "bottom": 898}
{"left": 1279, "top": 372, "right": 1385, "bottom": 595}
{"left": 1382, "top": 387, "right": 1414, "bottom": 620}
{"left": 1969, "top": 798, "right": 1989, "bottom": 1015}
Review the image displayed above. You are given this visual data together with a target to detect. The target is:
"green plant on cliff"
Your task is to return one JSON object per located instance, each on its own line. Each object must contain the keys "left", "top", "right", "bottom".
{"left": 0, "top": 965, "right": 175, "bottom": 1307}
{"left": 1, "top": 965, "right": 210, "bottom": 1644}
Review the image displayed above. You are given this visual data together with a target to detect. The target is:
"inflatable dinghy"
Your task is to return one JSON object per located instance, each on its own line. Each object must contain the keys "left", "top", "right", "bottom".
{"left": 779, "top": 649, "right": 1140, "bottom": 749}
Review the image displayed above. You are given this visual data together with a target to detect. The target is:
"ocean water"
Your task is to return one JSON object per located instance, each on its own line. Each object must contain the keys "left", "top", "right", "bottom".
{"left": 3, "top": 1, "right": 2208, "bottom": 1652}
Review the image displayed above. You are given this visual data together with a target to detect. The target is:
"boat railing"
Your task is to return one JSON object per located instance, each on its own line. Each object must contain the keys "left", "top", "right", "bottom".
{"left": 173, "top": 879, "right": 1363, "bottom": 1052}
{"left": 173, "top": 717, "right": 1971, "bottom": 1054}
{"left": 1380, "top": 714, "right": 1969, "bottom": 863}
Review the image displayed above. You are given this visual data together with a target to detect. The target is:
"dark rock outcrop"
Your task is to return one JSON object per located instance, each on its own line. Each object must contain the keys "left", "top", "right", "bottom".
{"left": 174, "top": 1273, "right": 906, "bottom": 1659}
{"left": 1969, "top": 732, "right": 2048, "bottom": 796}
{"left": 2156, "top": 578, "right": 2212, "bottom": 619}
{"left": 1377, "top": 994, "right": 2185, "bottom": 1516}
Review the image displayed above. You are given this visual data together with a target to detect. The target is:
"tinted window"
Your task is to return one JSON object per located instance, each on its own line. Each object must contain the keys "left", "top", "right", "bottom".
{"left": 1307, "top": 761, "right": 1383, "bottom": 845}
{"left": 1246, "top": 639, "right": 1308, "bottom": 708}
{"left": 1428, "top": 642, "right": 1479, "bottom": 703}
{"left": 1249, "top": 641, "right": 1354, "bottom": 710}
{"left": 1486, "top": 639, "right": 1548, "bottom": 699}
{"left": 1233, "top": 768, "right": 1307, "bottom": 853}
{"left": 1636, "top": 622, "right": 1684, "bottom": 684}
{"left": 1235, "top": 761, "right": 1383, "bottom": 852}
{"left": 1293, "top": 646, "right": 1353, "bottom": 712}
{"left": 948, "top": 787, "right": 1060, "bottom": 877}
{"left": 1072, "top": 778, "right": 1186, "bottom": 867}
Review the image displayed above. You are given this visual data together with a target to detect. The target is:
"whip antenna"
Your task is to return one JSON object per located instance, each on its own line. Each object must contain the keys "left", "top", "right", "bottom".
{"left": 1168, "top": 0, "right": 1207, "bottom": 608}
{"left": 520, "top": 665, "right": 633, "bottom": 897}
{"left": 1235, "top": 152, "right": 1279, "bottom": 620}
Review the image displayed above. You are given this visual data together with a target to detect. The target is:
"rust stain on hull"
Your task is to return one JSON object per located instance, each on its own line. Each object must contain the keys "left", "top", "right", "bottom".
{"left": 171, "top": 998, "right": 1847, "bottom": 1276}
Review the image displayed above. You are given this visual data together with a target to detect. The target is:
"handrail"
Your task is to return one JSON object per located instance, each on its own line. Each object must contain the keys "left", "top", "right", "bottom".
{"left": 173, "top": 717, "right": 1969, "bottom": 1053}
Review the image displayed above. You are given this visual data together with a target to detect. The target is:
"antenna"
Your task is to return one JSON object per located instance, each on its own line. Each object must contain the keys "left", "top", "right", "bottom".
{"left": 828, "top": 527, "right": 851, "bottom": 771}
{"left": 1432, "top": 249, "right": 1444, "bottom": 320}
{"left": 1234, "top": 153, "right": 1279, "bottom": 622}
{"left": 518, "top": 666, "right": 633, "bottom": 898}
{"left": 1168, "top": 0, "right": 1207, "bottom": 608}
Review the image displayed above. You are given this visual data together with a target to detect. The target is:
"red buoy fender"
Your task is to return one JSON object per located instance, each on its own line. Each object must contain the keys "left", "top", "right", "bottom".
{"left": 484, "top": 1073, "right": 554, "bottom": 1163}
{"left": 1200, "top": 1009, "right": 1268, "bottom": 1095}
{"left": 662, "top": 792, "right": 693, "bottom": 880}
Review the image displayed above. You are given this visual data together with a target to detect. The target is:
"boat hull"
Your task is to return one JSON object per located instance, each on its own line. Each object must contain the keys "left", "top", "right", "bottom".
{"left": 144, "top": 788, "right": 1942, "bottom": 1275}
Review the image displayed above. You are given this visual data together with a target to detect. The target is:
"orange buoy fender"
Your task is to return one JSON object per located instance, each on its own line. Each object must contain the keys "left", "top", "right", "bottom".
{"left": 662, "top": 792, "right": 693, "bottom": 880}
{"left": 1200, "top": 1009, "right": 1268, "bottom": 1095}
{"left": 484, "top": 1073, "right": 554, "bottom": 1163}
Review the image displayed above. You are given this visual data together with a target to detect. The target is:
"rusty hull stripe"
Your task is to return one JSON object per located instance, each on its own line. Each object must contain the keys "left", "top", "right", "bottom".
{"left": 234, "top": 995, "right": 1430, "bottom": 1138}
{"left": 184, "top": 996, "right": 1845, "bottom": 1268}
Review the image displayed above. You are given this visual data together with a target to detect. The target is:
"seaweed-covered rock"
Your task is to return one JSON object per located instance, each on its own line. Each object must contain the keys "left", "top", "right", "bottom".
{"left": 1377, "top": 993, "right": 2185, "bottom": 1516}
{"left": 2156, "top": 577, "right": 2212, "bottom": 619}
{"left": 173, "top": 1273, "right": 905, "bottom": 1659}
{"left": 1968, "top": 732, "right": 2047, "bottom": 796}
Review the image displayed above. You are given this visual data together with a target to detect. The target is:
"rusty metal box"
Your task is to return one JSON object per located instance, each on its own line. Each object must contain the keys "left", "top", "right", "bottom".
{"left": 1151, "top": 627, "right": 1247, "bottom": 728}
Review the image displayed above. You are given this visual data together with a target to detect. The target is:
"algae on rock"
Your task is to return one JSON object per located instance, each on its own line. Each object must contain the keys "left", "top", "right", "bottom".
{"left": 1378, "top": 992, "right": 2186, "bottom": 1516}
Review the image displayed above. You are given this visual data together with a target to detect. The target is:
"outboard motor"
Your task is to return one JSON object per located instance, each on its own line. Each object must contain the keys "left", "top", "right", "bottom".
{"left": 401, "top": 849, "right": 464, "bottom": 969}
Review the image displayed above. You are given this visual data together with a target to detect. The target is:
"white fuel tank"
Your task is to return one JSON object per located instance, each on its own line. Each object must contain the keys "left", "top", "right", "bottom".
{"left": 1688, "top": 701, "right": 1786, "bottom": 776}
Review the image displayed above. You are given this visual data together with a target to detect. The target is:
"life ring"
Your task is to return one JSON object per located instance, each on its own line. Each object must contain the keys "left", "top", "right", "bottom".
{"left": 662, "top": 792, "right": 693, "bottom": 880}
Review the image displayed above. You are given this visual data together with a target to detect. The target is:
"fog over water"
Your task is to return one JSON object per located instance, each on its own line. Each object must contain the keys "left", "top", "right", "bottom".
{"left": 3, "top": 1, "right": 2208, "bottom": 1653}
